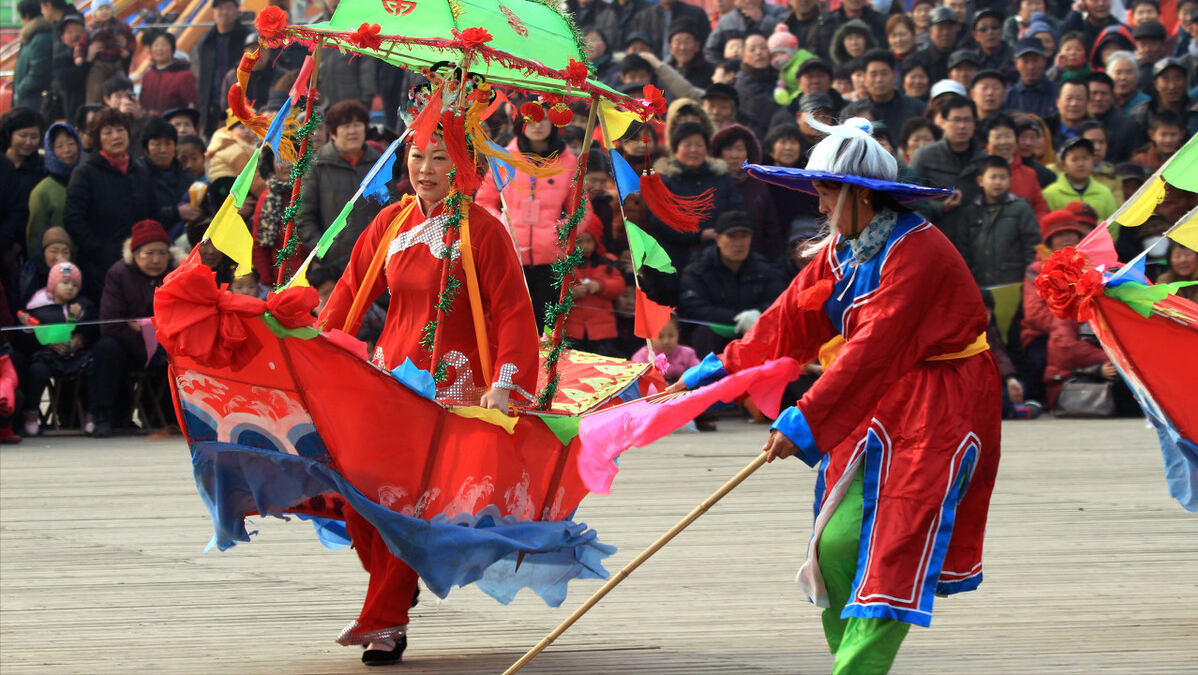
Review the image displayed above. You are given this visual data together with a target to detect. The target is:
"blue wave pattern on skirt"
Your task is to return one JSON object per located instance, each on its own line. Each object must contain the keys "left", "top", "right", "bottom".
{"left": 191, "top": 442, "right": 615, "bottom": 605}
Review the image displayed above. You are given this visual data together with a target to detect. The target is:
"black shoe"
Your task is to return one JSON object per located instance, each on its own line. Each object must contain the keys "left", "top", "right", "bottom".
{"left": 362, "top": 635, "right": 406, "bottom": 666}
{"left": 91, "top": 417, "right": 112, "bottom": 439}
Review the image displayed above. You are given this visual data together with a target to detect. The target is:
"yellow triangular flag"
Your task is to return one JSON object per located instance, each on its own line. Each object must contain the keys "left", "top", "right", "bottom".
{"left": 203, "top": 194, "right": 254, "bottom": 276}
{"left": 599, "top": 101, "right": 639, "bottom": 147}
{"left": 1112, "top": 175, "right": 1166, "bottom": 228}
{"left": 1167, "top": 208, "right": 1198, "bottom": 250}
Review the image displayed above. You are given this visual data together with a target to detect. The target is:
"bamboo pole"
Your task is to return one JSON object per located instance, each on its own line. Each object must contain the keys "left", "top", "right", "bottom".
{"left": 540, "top": 94, "right": 601, "bottom": 406}
{"left": 502, "top": 451, "right": 770, "bottom": 675}
{"left": 277, "top": 39, "right": 325, "bottom": 283}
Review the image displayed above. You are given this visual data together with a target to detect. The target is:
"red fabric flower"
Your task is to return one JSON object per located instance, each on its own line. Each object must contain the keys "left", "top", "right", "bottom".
{"left": 639, "top": 84, "right": 667, "bottom": 119}
{"left": 453, "top": 27, "right": 493, "bottom": 50}
{"left": 253, "top": 6, "right": 288, "bottom": 46}
{"left": 1035, "top": 246, "right": 1105, "bottom": 321}
{"left": 564, "top": 59, "right": 589, "bottom": 89}
{"left": 349, "top": 22, "right": 383, "bottom": 50}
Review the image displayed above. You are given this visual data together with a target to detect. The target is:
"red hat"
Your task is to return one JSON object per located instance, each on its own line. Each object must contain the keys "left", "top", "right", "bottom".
{"left": 130, "top": 219, "right": 170, "bottom": 252}
{"left": 1040, "top": 209, "right": 1087, "bottom": 243}
{"left": 1063, "top": 201, "right": 1099, "bottom": 230}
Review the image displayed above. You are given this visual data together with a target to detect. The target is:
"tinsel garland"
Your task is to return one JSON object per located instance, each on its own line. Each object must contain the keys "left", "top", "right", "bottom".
{"left": 274, "top": 110, "right": 323, "bottom": 289}
{"left": 535, "top": 173, "right": 589, "bottom": 409}
{"left": 422, "top": 173, "right": 466, "bottom": 384}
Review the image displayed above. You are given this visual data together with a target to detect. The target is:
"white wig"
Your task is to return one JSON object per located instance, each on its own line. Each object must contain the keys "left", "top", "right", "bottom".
{"left": 805, "top": 116, "right": 898, "bottom": 183}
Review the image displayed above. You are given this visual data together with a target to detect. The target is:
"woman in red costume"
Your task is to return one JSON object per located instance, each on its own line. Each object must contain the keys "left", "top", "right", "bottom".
{"left": 318, "top": 119, "right": 539, "bottom": 662}
{"left": 672, "top": 116, "right": 1002, "bottom": 674}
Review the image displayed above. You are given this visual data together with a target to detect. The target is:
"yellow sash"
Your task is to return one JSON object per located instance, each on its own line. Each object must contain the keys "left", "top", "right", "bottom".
{"left": 925, "top": 332, "right": 989, "bottom": 361}
{"left": 818, "top": 332, "right": 988, "bottom": 369}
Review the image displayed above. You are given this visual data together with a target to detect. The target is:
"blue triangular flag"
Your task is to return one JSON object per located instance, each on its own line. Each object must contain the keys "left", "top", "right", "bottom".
{"left": 263, "top": 97, "right": 293, "bottom": 158}
{"left": 610, "top": 149, "right": 640, "bottom": 202}
{"left": 361, "top": 139, "right": 401, "bottom": 204}
{"left": 487, "top": 141, "right": 515, "bottom": 191}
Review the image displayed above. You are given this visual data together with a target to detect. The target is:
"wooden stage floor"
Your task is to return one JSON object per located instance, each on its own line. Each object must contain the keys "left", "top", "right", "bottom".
{"left": 2, "top": 417, "right": 1194, "bottom": 674}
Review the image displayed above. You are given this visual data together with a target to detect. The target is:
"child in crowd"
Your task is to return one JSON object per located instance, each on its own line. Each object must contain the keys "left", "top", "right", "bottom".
{"left": 75, "top": 0, "right": 135, "bottom": 103}
{"left": 945, "top": 155, "right": 1041, "bottom": 287}
{"left": 1049, "top": 31, "right": 1090, "bottom": 81}
{"left": 1077, "top": 121, "right": 1124, "bottom": 202}
{"left": 1130, "top": 111, "right": 1185, "bottom": 171}
{"left": 632, "top": 315, "right": 700, "bottom": 384}
{"left": 564, "top": 215, "right": 626, "bottom": 357}
{"left": 229, "top": 269, "right": 267, "bottom": 300}
{"left": 177, "top": 135, "right": 208, "bottom": 179}
{"left": 18, "top": 261, "right": 96, "bottom": 437}
{"left": 1042, "top": 136, "right": 1117, "bottom": 221}
{"left": 632, "top": 315, "right": 702, "bottom": 431}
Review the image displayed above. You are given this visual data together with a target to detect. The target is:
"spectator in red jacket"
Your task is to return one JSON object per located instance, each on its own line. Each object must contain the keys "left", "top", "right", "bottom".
{"left": 139, "top": 31, "right": 197, "bottom": 117}
{"left": 1022, "top": 203, "right": 1094, "bottom": 405}
{"left": 564, "top": 212, "right": 627, "bottom": 357}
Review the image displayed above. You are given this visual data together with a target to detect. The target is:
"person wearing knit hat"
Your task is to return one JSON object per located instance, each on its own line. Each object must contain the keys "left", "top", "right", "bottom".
{"left": 129, "top": 218, "right": 171, "bottom": 255}
{"left": 665, "top": 18, "right": 715, "bottom": 89}
{"left": 1040, "top": 207, "right": 1092, "bottom": 250}
{"left": 86, "top": 219, "right": 175, "bottom": 439}
{"left": 46, "top": 260, "right": 83, "bottom": 298}
{"left": 770, "top": 24, "right": 819, "bottom": 107}
{"left": 19, "top": 258, "right": 97, "bottom": 438}
{"left": 672, "top": 115, "right": 998, "bottom": 675}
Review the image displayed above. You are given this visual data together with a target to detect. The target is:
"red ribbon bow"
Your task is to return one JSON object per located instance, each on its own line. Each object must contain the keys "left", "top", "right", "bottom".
{"left": 154, "top": 263, "right": 318, "bottom": 371}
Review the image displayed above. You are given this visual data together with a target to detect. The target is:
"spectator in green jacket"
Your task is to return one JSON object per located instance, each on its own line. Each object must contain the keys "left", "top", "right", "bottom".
{"left": 1041, "top": 136, "right": 1118, "bottom": 221}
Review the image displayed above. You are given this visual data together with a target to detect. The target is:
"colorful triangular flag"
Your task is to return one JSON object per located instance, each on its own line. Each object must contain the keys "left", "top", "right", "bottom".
{"left": 610, "top": 149, "right": 640, "bottom": 202}
{"left": 634, "top": 288, "right": 672, "bottom": 339}
{"left": 230, "top": 147, "right": 260, "bottom": 208}
{"left": 203, "top": 194, "right": 254, "bottom": 276}
{"left": 262, "top": 97, "right": 293, "bottom": 158}
{"left": 625, "top": 220, "right": 675, "bottom": 273}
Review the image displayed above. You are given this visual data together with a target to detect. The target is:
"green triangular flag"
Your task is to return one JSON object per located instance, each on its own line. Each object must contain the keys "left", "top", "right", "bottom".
{"left": 1162, "top": 134, "right": 1198, "bottom": 193}
{"left": 32, "top": 323, "right": 75, "bottom": 345}
{"left": 540, "top": 415, "right": 581, "bottom": 445}
{"left": 625, "top": 220, "right": 675, "bottom": 273}
{"left": 709, "top": 323, "right": 738, "bottom": 339}
{"left": 315, "top": 200, "right": 355, "bottom": 257}
{"left": 230, "top": 147, "right": 261, "bottom": 208}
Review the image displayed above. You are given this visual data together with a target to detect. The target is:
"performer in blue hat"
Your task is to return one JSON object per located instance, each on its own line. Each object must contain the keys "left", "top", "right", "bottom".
{"left": 672, "top": 117, "right": 1002, "bottom": 674}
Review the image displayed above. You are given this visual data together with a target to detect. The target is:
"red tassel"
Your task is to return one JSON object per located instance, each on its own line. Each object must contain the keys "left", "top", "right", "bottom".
{"left": 639, "top": 172, "right": 714, "bottom": 233}
{"left": 410, "top": 84, "right": 445, "bottom": 155}
{"left": 440, "top": 109, "right": 480, "bottom": 194}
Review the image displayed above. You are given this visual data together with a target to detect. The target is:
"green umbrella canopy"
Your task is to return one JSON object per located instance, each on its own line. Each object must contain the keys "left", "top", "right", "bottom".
{"left": 280, "top": 0, "right": 647, "bottom": 111}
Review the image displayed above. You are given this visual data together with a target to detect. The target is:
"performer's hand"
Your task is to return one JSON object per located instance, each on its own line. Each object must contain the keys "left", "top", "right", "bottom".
{"left": 664, "top": 380, "right": 689, "bottom": 395}
{"left": 762, "top": 430, "right": 797, "bottom": 463}
{"left": 480, "top": 387, "right": 512, "bottom": 414}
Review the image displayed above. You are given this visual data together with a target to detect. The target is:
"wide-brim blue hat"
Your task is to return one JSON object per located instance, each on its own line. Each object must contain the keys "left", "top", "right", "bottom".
{"left": 743, "top": 163, "right": 953, "bottom": 203}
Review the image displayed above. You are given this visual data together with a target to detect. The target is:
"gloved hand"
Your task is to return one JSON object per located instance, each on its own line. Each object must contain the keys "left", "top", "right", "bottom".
{"left": 733, "top": 309, "right": 762, "bottom": 334}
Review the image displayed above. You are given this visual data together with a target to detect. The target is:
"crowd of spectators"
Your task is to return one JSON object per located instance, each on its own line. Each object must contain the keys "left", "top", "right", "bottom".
{"left": 3, "top": 0, "right": 1198, "bottom": 440}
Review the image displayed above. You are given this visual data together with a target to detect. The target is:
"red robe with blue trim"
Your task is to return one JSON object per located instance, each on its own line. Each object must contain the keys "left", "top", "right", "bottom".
{"left": 720, "top": 212, "right": 1001, "bottom": 627}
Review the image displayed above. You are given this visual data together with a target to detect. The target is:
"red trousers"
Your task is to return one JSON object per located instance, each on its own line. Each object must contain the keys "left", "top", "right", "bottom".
{"left": 344, "top": 507, "right": 419, "bottom": 634}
